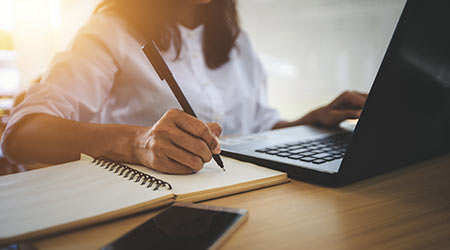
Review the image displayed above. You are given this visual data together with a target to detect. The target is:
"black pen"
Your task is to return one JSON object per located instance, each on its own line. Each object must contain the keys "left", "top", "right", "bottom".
{"left": 142, "top": 40, "right": 225, "bottom": 171}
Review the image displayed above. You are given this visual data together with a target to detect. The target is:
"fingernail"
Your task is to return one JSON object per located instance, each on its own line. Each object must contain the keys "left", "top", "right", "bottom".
{"left": 213, "top": 144, "right": 221, "bottom": 154}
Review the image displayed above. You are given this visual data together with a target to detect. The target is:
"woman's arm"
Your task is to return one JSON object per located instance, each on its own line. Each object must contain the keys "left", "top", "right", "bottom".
{"left": 273, "top": 91, "right": 368, "bottom": 129}
{"left": 2, "top": 110, "right": 221, "bottom": 174}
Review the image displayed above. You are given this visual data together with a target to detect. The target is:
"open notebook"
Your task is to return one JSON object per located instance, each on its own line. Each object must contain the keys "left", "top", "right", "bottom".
{"left": 0, "top": 154, "right": 288, "bottom": 245}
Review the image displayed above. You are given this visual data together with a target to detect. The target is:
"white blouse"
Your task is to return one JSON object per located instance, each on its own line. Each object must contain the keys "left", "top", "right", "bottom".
{"left": 5, "top": 13, "right": 280, "bottom": 137}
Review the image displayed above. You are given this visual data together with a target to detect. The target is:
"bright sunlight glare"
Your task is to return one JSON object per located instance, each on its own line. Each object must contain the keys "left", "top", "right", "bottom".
{"left": 0, "top": 0, "right": 61, "bottom": 32}
{"left": 0, "top": 0, "right": 14, "bottom": 32}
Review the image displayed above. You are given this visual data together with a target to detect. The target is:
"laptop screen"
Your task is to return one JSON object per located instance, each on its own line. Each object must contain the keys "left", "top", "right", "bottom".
{"left": 341, "top": 0, "right": 450, "bottom": 182}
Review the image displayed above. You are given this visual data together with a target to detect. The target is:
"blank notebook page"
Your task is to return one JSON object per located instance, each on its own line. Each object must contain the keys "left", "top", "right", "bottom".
{"left": 131, "top": 157, "right": 286, "bottom": 198}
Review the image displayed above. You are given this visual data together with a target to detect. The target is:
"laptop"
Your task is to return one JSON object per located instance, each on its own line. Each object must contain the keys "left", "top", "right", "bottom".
{"left": 221, "top": 0, "right": 450, "bottom": 186}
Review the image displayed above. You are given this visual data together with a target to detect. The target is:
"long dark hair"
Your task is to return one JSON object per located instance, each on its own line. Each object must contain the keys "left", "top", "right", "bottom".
{"left": 95, "top": 0, "right": 240, "bottom": 69}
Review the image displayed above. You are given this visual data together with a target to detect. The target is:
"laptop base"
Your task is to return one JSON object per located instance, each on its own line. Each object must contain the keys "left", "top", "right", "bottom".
{"left": 221, "top": 150, "right": 340, "bottom": 187}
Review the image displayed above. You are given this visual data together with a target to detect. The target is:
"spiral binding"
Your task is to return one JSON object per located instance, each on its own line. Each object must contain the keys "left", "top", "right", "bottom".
{"left": 92, "top": 157, "right": 172, "bottom": 191}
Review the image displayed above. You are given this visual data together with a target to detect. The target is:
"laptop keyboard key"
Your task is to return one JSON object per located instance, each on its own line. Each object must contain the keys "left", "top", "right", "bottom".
{"left": 290, "top": 148, "right": 309, "bottom": 154}
{"left": 324, "top": 156, "right": 335, "bottom": 161}
{"left": 312, "top": 159, "right": 327, "bottom": 164}
{"left": 276, "top": 152, "right": 291, "bottom": 157}
{"left": 299, "top": 157, "right": 315, "bottom": 162}
{"left": 300, "top": 152, "right": 315, "bottom": 157}
{"left": 312, "top": 153, "right": 332, "bottom": 158}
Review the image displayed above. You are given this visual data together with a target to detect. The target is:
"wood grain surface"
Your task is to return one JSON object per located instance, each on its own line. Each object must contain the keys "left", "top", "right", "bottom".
{"left": 17, "top": 153, "right": 449, "bottom": 250}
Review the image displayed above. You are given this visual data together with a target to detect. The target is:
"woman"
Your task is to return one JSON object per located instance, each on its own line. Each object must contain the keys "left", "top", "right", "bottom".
{"left": 1, "top": 0, "right": 366, "bottom": 174}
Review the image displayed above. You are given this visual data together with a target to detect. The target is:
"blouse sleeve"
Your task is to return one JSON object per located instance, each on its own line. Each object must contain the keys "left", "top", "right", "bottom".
{"left": 5, "top": 14, "right": 120, "bottom": 131}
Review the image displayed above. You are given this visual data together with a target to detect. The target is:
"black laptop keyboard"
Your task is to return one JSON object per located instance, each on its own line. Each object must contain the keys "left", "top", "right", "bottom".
{"left": 255, "top": 133, "right": 351, "bottom": 165}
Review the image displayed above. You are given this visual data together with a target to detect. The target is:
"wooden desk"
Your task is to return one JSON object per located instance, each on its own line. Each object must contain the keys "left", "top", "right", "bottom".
{"left": 21, "top": 154, "right": 449, "bottom": 250}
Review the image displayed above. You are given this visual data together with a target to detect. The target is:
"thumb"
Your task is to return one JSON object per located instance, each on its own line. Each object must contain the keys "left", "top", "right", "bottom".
{"left": 207, "top": 123, "right": 223, "bottom": 137}
{"left": 207, "top": 123, "right": 222, "bottom": 154}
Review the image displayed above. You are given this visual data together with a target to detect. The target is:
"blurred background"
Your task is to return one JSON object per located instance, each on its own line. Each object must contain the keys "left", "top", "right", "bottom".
{"left": 0, "top": 0, "right": 406, "bottom": 122}
{"left": 240, "top": 0, "right": 406, "bottom": 119}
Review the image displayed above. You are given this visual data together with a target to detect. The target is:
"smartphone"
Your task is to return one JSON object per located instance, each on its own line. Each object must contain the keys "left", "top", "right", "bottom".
{"left": 101, "top": 203, "right": 248, "bottom": 250}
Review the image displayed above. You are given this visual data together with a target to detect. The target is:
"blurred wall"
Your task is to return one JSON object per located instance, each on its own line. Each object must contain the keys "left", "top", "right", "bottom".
{"left": 239, "top": 0, "right": 406, "bottom": 119}
{"left": 6, "top": 0, "right": 100, "bottom": 92}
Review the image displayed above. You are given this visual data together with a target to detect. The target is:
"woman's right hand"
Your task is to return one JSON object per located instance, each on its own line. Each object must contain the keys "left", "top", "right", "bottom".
{"left": 135, "top": 109, "right": 222, "bottom": 174}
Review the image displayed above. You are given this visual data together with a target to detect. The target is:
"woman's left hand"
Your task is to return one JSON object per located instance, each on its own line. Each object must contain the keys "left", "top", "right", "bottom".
{"left": 311, "top": 91, "right": 368, "bottom": 127}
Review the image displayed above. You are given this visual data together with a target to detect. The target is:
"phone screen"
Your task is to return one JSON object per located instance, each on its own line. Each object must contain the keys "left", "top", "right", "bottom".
{"left": 101, "top": 205, "right": 246, "bottom": 250}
